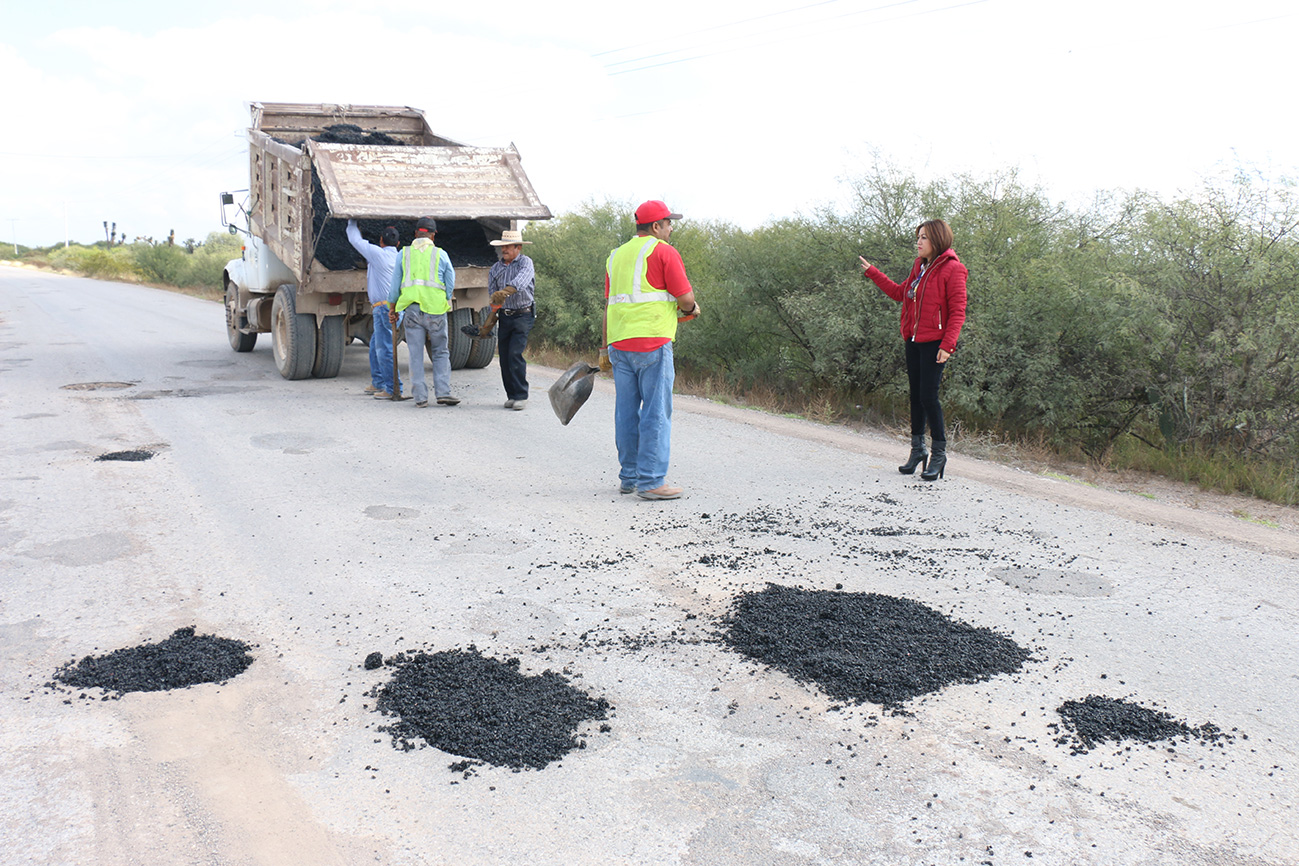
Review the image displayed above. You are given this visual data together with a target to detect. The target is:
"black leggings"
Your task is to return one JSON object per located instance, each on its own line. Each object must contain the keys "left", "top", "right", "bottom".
{"left": 904, "top": 340, "right": 947, "bottom": 442}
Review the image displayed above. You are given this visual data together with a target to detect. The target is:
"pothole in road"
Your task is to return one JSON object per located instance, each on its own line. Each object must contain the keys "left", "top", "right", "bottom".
{"left": 720, "top": 583, "right": 1031, "bottom": 711}
{"left": 365, "top": 505, "right": 422, "bottom": 521}
{"left": 95, "top": 449, "right": 155, "bottom": 462}
{"left": 990, "top": 567, "right": 1114, "bottom": 597}
{"left": 367, "top": 646, "right": 612, "bottom": 774}
{"left": 1051, "top": 695, "right": 1237, "bottom": 755}
{"left": 60, "top": 381, "right": 135, "bottom": 391}
{"left": 48, "top": 626, "right": 255, "bottom": 699}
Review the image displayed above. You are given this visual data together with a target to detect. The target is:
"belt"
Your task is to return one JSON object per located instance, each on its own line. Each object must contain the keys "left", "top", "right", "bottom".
{"left": 371, "top": 301, "right": 389, "bottom": 309}
{"left": 501, "top": 305, "right": 534, "bottom": 317}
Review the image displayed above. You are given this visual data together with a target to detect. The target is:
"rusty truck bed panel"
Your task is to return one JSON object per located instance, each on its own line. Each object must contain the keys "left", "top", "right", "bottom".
{"left": 308, "top": 142, "right": 552, "bottom": 222}
{"left": 244, "top": 102, "right": 551, "bottom": 292}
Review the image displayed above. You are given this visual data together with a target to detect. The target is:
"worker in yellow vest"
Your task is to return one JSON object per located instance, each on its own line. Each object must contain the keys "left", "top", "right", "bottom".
{"left": 601, "top": 200, "right": 699, "bottom": 500}
{"left": 387, "top": 217, "right": 459, "bottom": 407}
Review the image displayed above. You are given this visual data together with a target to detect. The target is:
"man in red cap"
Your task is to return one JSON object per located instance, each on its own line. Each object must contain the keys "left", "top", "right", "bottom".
{"left": 602, "top": 200, "right": 700, "bottom": 500}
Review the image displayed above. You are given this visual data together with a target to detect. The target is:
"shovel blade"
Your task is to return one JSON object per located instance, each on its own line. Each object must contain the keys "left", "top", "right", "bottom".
{"left": 548, "top": 360, "right": 599, "bottom": 425}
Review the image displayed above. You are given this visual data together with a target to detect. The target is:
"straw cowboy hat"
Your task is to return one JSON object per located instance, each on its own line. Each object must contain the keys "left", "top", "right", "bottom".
{"left": 489, "top": 230, "right": 532, "bottom": 246}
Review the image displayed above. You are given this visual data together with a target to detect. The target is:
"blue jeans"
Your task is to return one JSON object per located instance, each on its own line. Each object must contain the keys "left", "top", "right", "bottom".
{"left": 498, "top": 308, "right": 534, "bottom": 401}
{"left": 610, "top": 343, "right": 674, "bottom": 492}
{"left": 401, "top": 305, "right": 451, "bottom": 403}
{"left": 369, "top": 306, "right": 399, "bottom": 392}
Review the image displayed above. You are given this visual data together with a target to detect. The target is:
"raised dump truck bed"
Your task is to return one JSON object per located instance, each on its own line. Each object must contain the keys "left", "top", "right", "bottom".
{"left": 222, "top": 102, "right": 550, "bottom": 380}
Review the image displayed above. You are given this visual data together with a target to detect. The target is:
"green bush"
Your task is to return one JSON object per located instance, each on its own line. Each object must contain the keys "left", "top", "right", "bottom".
{"left": 48, "top": 244, "right": 138, "bottom": 281}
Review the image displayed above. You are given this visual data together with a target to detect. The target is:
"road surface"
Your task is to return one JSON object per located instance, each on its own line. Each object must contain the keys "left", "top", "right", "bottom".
{"left": 2, "top": 266, "right": 1296, "bottom": 865}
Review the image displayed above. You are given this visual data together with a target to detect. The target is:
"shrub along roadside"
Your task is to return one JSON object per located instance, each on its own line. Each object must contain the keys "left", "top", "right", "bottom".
{"left": 38, "top": 232, "right": 241, "bottom": 292}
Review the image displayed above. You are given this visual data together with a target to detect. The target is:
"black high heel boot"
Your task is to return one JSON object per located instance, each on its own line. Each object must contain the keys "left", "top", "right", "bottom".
{"left": 921, "top": 439, "right": 946, "bottom": 480}
{"left": 898, "top": 435, "right": 928, "bottom": 475}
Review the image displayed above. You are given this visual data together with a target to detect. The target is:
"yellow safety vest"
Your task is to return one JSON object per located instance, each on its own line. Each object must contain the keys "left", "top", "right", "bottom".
{"left": 606, "top": 236, "right": 677, "bottom": 345}
{"left": 396, "top": 241, "right": 450, "bottom": 315}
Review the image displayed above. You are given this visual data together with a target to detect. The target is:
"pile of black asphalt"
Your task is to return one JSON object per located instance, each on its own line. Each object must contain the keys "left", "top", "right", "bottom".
{"left": 1054, "top": 695, "right": 1235, "bottom": 755}
{"left": 367, "top": 647, "right": 612, "bottom": 772}
{"left": 720, "top": 583, "right": 1031, "bottom": 710}
{"left": 95, "top": 450, "right": 154, "bottom": 462}
{"left": 50, "top": 626, "right": 254, "bottom": 698}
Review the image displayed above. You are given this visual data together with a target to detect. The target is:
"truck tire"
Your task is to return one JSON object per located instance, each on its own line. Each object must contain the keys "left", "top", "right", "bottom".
{"left": 225, "top": 284, "right": 257, "bottom": 352}
{"left": 465, "top": 305, "right": 497, "bottom": 369}
{"left": 271, "top": 286, "right": 317, "bottom": 380}
{"left": 447, "top": 308, "right": 473, "bottom": 370}
{"left": 312, "top": 314, "right": 345, "bottom": 379}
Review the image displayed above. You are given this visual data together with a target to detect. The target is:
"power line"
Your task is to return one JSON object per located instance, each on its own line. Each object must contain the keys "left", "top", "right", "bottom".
{"left": 604, "top": 0, "right": 982, "bottom": 76}
{"left": 595, "top": 0, "right": 851, "bottom": 60}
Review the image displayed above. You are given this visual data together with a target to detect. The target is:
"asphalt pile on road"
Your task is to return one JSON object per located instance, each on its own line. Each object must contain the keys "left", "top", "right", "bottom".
{"left": 368, "top": 647, "right": 612, "bottom": 771}
{"left": 95, "top": 449, "right": 154, "bottom": 462}
{"left": 50, "top": 626, "right": 254, "bottom": 698}
{"left": 720, "top": 583, "right": 1030, "bottom": 709}
{"left": 1053, "top": 695, "right": 1235, "bottom": 755}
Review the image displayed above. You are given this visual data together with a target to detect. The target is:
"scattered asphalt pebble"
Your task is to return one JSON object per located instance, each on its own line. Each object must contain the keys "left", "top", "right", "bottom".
{"left": 1053, "top": 695, "right": 1236, "bottom": 755}
{"left": 49, "top": 626, "right": 254, "bottom": 698}
{"left": 364, "top": 651, "right": 384, "bottom": 670}
{"left": 720, "top": 583, "right": 1030, "bottom": 710}
{"left": 367, "top": 646, "right": 611, "bottom": 771}
{"left": 95, "top": 449, "right": 154, "bottom": 462}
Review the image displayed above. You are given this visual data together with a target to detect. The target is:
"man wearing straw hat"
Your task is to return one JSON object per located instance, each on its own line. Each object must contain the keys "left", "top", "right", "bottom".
{"left": 487, "top": 229, "right": 536, "bottom": 410}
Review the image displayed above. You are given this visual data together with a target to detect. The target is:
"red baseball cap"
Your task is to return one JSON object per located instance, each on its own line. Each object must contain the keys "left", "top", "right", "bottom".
{"left": 634, "top": 200, "right": 682, "bottom": 223}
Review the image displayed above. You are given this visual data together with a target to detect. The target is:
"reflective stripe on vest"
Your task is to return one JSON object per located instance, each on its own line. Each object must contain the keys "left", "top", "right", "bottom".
{"left": 606, "top": 236, "right": 677, "bottom": 344}
{"left": 397, "top": 243, "right": 449, "bottom": 315}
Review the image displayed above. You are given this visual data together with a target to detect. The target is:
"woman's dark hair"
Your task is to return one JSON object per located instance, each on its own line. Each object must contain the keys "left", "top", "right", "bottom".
{"left": 916, "top": 219, "right": 953, "bottom": 260}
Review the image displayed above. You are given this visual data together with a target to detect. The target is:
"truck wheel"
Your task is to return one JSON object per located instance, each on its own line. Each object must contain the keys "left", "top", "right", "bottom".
{"left": 225, "top": 284, "right": 257, "bottom": 352}
{"left": 271, "top": 286, "right": 317, "bottom": 380}
{"left": 312, "top": 314, "right": 345, "bottom": 379}
{"left": 447, "top": 308, "right": 473, "bottom": 370}
{"left": 465, "top": 305, "right": 497, "bottom": 369}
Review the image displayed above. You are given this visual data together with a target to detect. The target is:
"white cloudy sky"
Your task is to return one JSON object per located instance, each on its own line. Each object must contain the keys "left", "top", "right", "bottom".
{"left": 0, "top": 0, "right": 1292, "bottom": 247}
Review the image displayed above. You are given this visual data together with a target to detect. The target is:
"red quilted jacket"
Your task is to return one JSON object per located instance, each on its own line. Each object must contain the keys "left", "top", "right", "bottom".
{"left": 865, "top": 248, "right": 968, "bottom": 354}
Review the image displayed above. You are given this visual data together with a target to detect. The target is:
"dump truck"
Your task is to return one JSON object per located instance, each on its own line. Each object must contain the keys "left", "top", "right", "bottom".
{"left": 220, "top": 102, "right": 551, "bottom": 379}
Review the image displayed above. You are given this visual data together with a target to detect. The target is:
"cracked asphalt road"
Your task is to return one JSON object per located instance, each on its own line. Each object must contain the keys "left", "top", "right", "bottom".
{"left": 2, "top": 267, "right": 1297, "bottom": 866}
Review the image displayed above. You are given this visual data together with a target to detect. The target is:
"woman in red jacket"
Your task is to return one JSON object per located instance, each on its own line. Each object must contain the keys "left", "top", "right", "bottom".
{"left": 859, "top": 219, "right": 968, "bottom": 480}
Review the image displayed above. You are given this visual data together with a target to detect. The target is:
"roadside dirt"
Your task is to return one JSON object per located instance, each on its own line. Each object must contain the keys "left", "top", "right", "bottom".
{"left": 655, "top": 386, "right": 1299, "bottom": 559}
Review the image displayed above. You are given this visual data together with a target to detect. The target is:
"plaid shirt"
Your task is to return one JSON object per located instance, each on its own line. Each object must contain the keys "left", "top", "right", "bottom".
{"left": 488, "top": 254, "right": 535, "bottom": 310}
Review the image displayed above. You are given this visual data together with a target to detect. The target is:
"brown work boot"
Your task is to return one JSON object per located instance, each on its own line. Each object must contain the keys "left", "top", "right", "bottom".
{"left": 636, "top": 485, "right": 683, "bottom": 501}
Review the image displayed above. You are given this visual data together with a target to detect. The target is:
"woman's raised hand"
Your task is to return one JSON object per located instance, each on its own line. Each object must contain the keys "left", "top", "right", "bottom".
{"left": 858, "top": 256, "right": 872, "bottom": 271}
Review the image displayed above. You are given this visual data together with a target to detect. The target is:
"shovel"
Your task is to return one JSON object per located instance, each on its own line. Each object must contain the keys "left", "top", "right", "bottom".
{"left": 390, "top": 311, "right": 411, "bottom": 401}
{"left": 548, "top": 360, "right": 599, "bottom": 425}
